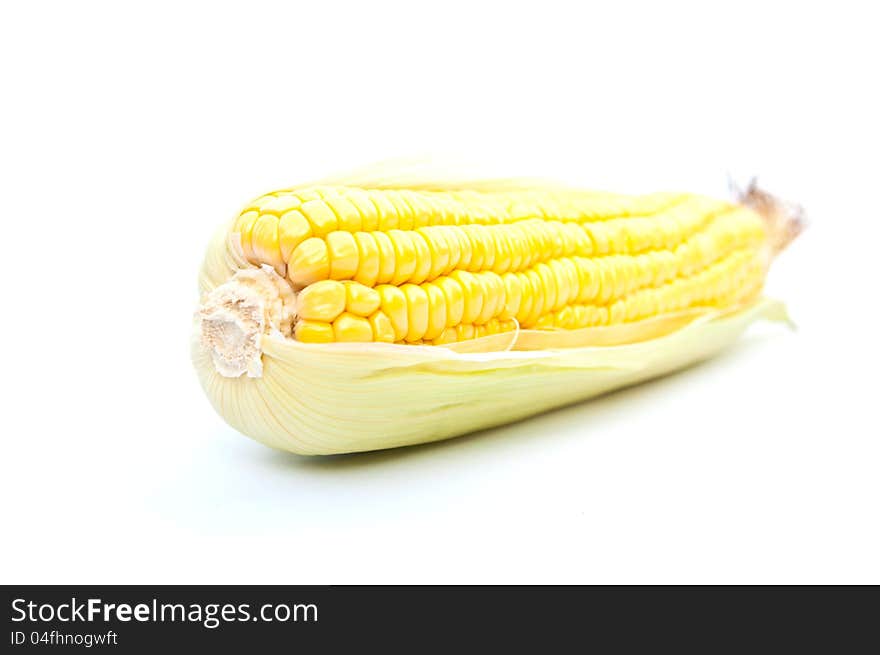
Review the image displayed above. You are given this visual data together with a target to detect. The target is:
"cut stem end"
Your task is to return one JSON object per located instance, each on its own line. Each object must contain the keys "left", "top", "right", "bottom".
{"left": 197, "top": 266, "right": 297, "bottom": 378}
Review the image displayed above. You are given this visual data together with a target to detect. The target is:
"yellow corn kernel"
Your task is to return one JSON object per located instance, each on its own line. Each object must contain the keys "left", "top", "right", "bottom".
{"left": 575, "top": 257, "right": 599, "bottom": 303}
{"left": 547, "top": 221, "right": 567, "bottom": 259}
{"left": 500, "top": 272, "right": 523, "bottom": 320}
{"left": 534, "top": 263, "right": 559, "bottom": 314}
{"left": 451, "top": 270, "right": 483, "bottom": 325}
{"left": 451, "top": 226, "right": 472, "bottom": 271}
{"left": 522, "top": 269, "right": 544, "bottom": 326}
{"left": 288, "top": 237, "right": 330, "bottom": 288}
{"left": 464, "top": 225, "right": 488, "bottom": 272}
{"left": 343, "top": 281, "right": 381, "bottom": 317}
{"left": 420, "top": 227, "right": 451, "bottom": 280}
{"left": 595, "top": 259, "right": 617, "bottom": 305}
{"left": 343, "top": 189, "right": 380, "bottom": 232}
{"left": 441, "top": 226, "right": 462, "bottom": 274}
{"left": 554, "top": 305, "right": 575, "bottom": 329}
{"left": 234, "top": 210, "right": 260, "bottom": 261}
{"left": 300, "top": 199, "right": 338, "bottom": 237}
{"left": 324, "top": 195, "right": 362, "bottom": 232}
{"left": 250, "top": 213, "right": 284, "bottom": 274}
{"left": 279, "top": 210, "right": 313, "bottom": 263}
{"left": 491, "top": 228, "right": 513, "bottom": 274}
{"left": 435, "top": 276, "right": 465, "bottom": 327}
{"left": 569, "top": 304, "right": 588, "bottom": 328}
{"left": 513, "top": 273, "right": 533, "bottom": 324}
{"left": 504, "top": 225, "right": 526, "bottom": 272}
{"left": 558, "top": 259, "right": 581, "bottom": 307}
{"left": 409, "top": 232, "right": 433, "bottom": 284}
{"left": 372, "top": 231, "right": 397, "bottom": 285}
{"left": 386, "top": 192, "right": 415, "bottom": 231}
{"left": 456, "top": 323, "right": 475, "bottom": 341}
{"left": 296, "top": 280, "right": 346, "bottom": 322}
{"left": 377, "top": 284, "right": 408, "bottom": 341}
{"left": 388, "top": 230, "right": 417, "bottom": 286}
{"left": 368, "top": 311, "right": 396, "bottom": 343}
{"left": 475, "top": 272, "right": 503, "bottom": 324}
{"left": 422, "top": 283, "right": 447, "bottom": 341}
{"left": 547, "top": 259, "right": 572, "bottom": 310}
{"left": 523, "top": 222, "right": 544, "bottom": 268}
{"left": 352, "top": 232, "right": 380, "bottom": 287}
{"left": 326, "top": 231, "right": 359, "bottom": 280}
{"left": 294, "top": 320, "right": 334, "bottom": 343}
{"left": 609, "top": 299, "right": 627, "bottom": 324}
{"left": 259, "top": 194, "right": 301, "bottom": 215}
{"left": 404, "top": 191, "right": 432, "bottom": 229}
{"left": 293, "top": 188, "right": 322, "bottom": 203}
{"left": 431, "top": 327, "right": 459, "bottom": 345}
{"left": 401, "top": 283, "right": 429, "bottom": 342}
{"left": 370, "top": 191, "right": 399, "bottom": 231}
{"left": 332, "top": 312, "right": 373, "bottom": 342}
{"left": 561, "top": 221, "right": 589, "bottom": 257}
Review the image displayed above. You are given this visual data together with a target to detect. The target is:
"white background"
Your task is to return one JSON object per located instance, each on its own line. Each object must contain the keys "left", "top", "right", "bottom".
{"left": 1, "top": 1, "right": 878, "bottom": 583}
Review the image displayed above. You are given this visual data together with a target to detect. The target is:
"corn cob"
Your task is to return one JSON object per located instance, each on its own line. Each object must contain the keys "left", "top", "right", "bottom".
{"left": 193, "top": 177, "right": 800, "bottom": 455}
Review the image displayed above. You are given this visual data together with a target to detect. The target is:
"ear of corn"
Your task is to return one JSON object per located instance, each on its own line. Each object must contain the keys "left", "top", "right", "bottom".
{"left": 193, "top": 177, "right": 800, "bottom": 455}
